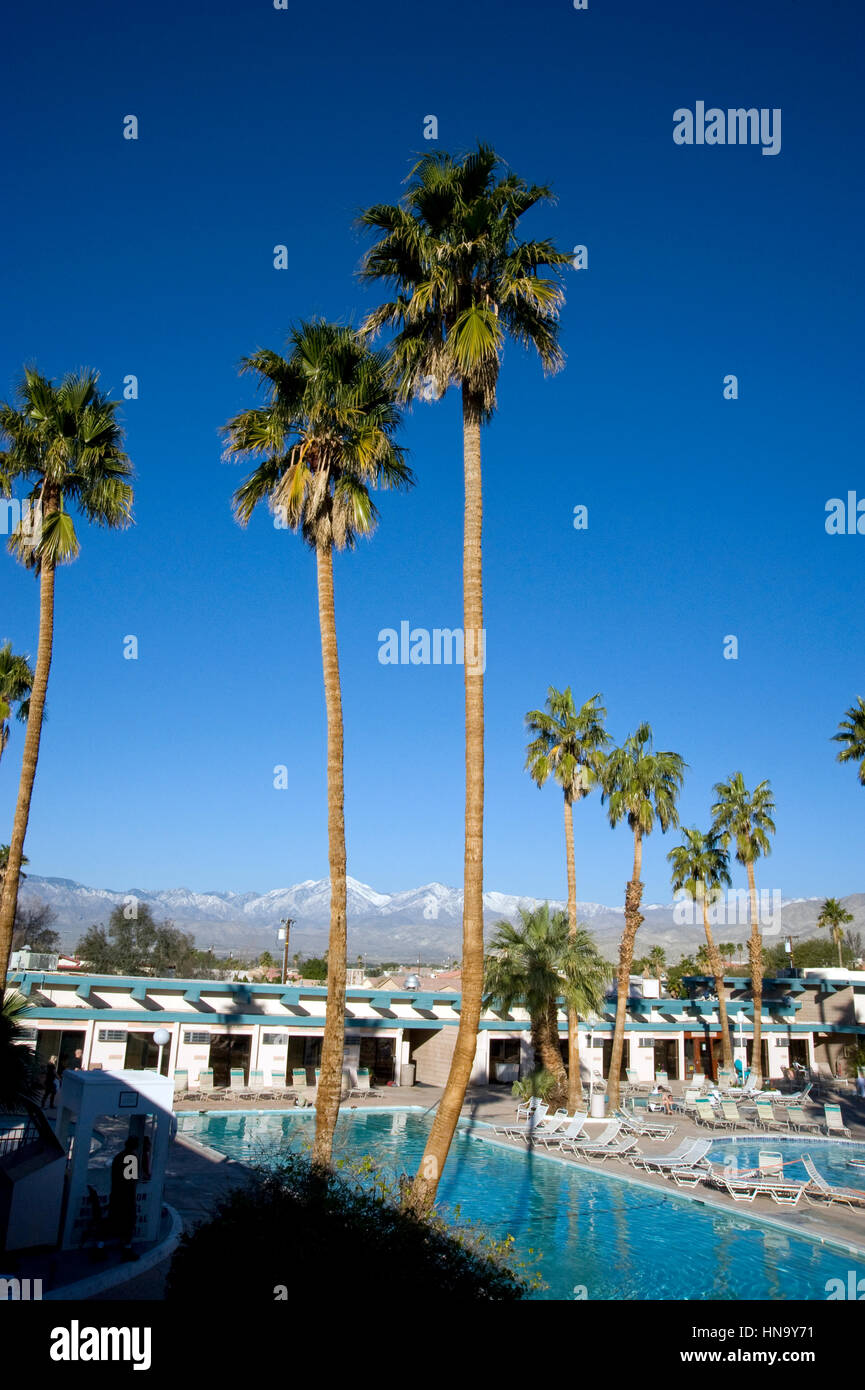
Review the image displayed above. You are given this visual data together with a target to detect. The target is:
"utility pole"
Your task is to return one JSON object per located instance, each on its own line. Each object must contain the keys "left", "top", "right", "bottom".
{"left": 279, "top": 918, "right": 294, "bottom": 985}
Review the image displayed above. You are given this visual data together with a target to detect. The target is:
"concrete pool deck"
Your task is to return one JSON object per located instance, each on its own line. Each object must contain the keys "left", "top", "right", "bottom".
{"left": 81, "top": 1081, "right": 865, "bottom": 1299}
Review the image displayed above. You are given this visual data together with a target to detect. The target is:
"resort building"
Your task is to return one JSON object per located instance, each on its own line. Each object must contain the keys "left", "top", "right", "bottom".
{"left": 9, "top": 964, "right": 865, "bottom": 1087}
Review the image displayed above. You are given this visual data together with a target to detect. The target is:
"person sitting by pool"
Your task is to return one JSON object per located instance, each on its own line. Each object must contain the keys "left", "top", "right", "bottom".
{"left": 657, "top": 1085, "right": 674, "bottom": 1115}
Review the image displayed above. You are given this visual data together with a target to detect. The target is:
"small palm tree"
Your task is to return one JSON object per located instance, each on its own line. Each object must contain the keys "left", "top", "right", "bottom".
{"left": 0, "top": 641, "right": 33, "bottom": 769}
{"left": 0, "top": 990, "right": 37, "bottom": 1111}
{"left": 223, "top": 321, "right": 410, "bottom": 1166}
{"left": 647, "top": 945, "right": 666, "bottom": 981}
{"left": 816, "top": 897, "right": 854, "bottom": 968}
{"left": 484, "top": 904, "right": 607, "bottom": 1109}
{"left": 0, "top": 369, "right": 133, "bottom": 985}
{"left": 525, "top": 689, "right": 610, "bottom": 1109}
{"left": 360, "top": 144, "right": 570, "bottom": 1210}
{"left": 668, "top": 828, "right": 734, "bottom": 1070}
{"left": 710, "top": 773, "right": 776, "bottom": 1087}
{"left": 833, "top": 697, "right": 865, "bottom": 785}
{"left": 600, "top": 724, "right": 686, "bottom": 1109}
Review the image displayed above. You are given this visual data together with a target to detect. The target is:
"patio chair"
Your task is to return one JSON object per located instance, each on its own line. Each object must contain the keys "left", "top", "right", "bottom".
{"left": 516, "top": 1094, "right": 545, "bottom": 1122}
{"left": 534, "top": 1112, "right": 589, "bottom": 1150}
{"left": 348, "top": 1067, "right": 377, "bottom": 1099}
{"left": 675, "top": 1086, "right": 704, "bottom": 1115}
{"left": 196, "top": 1068, "right": 230, "bottom": 1103}
{"left": 786, "top": 1105, "right": 822, "bottom": 1133}
{"left": 720, "top": 1100, "right": 755, "bottom": 1130}
{"left": 568, "top": 1125, "right": 639, "bottom": 1162}
{"left": 751, "top": 1098, "right": 788, "bottom": 1131}
{"left": 246, "top": 1069, "right": 276, "bottom": 1101}
{"left": 227, "top": 1068, "right": 254, "bottom": 1101}
{"left": 708, "top": 1153, "right": 808, "bottom": 1206}
{"left": 511, "top": 1111, "right": 573, "bottom": 1145}
{"left": 173, "top": 1069, "right": 190, "bottom": 1102}
{"left": 615, "top": 1107, "right": 676, "bottom": 1141}
{"left": 292, "top": 1068, "right": 309, "bottom": 1092}
{"left": 492, "top": 1103, "right": 551, "bottom": 1138}
{"left": 624, "top": 1068, "right": 650, "bottom": 1095}
{"left": 561, "top": 1119, "right": 623, "bottom": 1155}
{"left": 654, "top": 1070, "right": 669, "bottom": 1086}
{"left": 823, "top": 1104, "right": 852, "bottom": 1138}
{"left": 775, "top": 1081, "right": 813, "bottom": 1107}
{"left": 631, "top": 1138, "right": 712, "bottom": 1173}
{"left": 801, "top": 1154, "right": 865, "bottom": 1208}
{"left": 693, "top": 1097, "right": 733, "bottom": 1130}
{"left": 266, "top": 1071, "right": 293, "bottom": 1101}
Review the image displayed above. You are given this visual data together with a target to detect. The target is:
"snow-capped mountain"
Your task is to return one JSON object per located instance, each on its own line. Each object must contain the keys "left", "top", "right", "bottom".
{"left": 16, "top": 874, "right": 865, "bottom": 958}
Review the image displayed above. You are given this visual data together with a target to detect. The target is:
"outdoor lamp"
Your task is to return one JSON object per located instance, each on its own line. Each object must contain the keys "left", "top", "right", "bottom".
{"left": 153, "top": 1028, "right": 171, "bottom": 1074}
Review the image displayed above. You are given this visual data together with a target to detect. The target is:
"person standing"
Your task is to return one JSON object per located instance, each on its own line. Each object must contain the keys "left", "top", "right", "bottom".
{"left": 40, "top": 1055, "right": 57, "bottom": 1108}
{"left": 109, "top": 1137, "right": 140, "bottom": 1261}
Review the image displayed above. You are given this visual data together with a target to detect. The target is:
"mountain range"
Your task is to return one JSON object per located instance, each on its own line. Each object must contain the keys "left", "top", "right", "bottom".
{"left": 17, "top": 874, "right": 865, "bottom": 962}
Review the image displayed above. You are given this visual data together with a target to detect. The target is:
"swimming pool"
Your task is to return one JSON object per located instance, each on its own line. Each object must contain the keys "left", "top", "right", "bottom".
{"left": 176, "top": 1108, "right": 864, "bottom": 1301}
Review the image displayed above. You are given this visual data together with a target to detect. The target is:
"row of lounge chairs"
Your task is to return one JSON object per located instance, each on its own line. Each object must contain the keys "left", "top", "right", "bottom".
{"left": 691, "top": 1096, "right": 850, "bottom": 1137}
{"left": 173, "top": 1066, "right": 379, "bottom": 1104}
{"left": 493, "top": 1096, "right": 863, "bottom": 1210}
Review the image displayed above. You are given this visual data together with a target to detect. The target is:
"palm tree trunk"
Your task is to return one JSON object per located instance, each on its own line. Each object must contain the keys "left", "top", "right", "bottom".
{"left": 0, "top": 558, "right": 55, "bottom": 986}
{"left": 702, "top": 900, "right": 734, "bottom": 1070}
{"left": 607, "top": 829, "right": 644, "bottom": 1111}
{"left": 563, "top": 794, "right": 582, "bottom": 1111}
{"left": 746, "top": 861, "right": 763, "bottom": 1088}
{"left": 312, "top": 542, "right": 348, "bottom": 1166}
{"left": 836, "top": 931, "right": 843, "bottom": 969}
{"left": 541, "top": 1001, "right": 568, "bottom": 1103}
{"left": 409, "top": 386, "right": 484, "bottom": 1212}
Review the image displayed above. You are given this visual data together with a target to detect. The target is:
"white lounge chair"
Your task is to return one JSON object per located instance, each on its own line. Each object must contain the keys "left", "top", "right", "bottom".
{"left": 615, "top": 1107, "right": 676, "bottom": 1141}
{"left": 708, "top": 1152, "right": 809, "bottom": 1206}
{"left": 492, "top": 1102, "right": 550, "bottom": 1138}
{"left": 631, "top": 1139, "right": 712, "bottom": 1173}
{"left": 535, "top": 1112, "right": 588, "bottom": 1149}
{"left": 561, "top": 1119, "right": 622, "bottom": 1155}
{"left": 801, "top": 1153, "right": 865, "bottom": 1208}
{"left": 348, "top": 1067, "right": 377, "bottom": 1099}
{"left": 823, "top": 1104, "right": 852, "bottom": 1138}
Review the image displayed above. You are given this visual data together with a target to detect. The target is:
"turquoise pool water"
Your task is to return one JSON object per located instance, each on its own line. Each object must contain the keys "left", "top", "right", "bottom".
{"left": 177, "top": 1108, "right": 864, "bottom": 1301}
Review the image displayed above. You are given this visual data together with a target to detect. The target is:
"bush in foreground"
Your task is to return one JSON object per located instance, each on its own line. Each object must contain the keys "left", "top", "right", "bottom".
{"left": 167, "top": 1152, "right": 534, "bottom": 1302}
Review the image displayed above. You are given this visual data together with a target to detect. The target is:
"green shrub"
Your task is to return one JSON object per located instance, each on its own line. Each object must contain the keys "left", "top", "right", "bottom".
{"left": 167, "top": 1152, "right": 534, "bottom": 1302}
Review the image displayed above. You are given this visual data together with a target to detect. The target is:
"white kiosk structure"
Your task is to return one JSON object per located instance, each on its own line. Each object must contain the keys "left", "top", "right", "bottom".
{"left": 55, "top": 1068, "right": 175, "bottom": 1250}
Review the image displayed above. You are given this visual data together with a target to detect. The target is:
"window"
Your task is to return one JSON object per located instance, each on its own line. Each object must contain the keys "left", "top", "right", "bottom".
{"left": 262, "top": 1033, "right": 288, "bottom": 1046}
{"left": 638, "top": 1037, "right": 655, "bottom": 1047}
{"left": 183, "top": 1031, "right": 210, "bottom": 1045}
{"left": 17, "top": 1027, "right": 38, "bottom": 1041}
{"left": 97, "top": 1029, "right": 126, "bottom": 1043}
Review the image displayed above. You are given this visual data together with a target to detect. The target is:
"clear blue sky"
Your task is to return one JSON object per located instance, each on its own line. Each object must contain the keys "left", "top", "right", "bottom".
{"left": 1, "top": 0, "right": 863, "bottom": 910}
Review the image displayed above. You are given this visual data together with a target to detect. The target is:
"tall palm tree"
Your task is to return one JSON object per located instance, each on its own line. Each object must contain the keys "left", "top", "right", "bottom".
{"left": 833, "top": 697, "right": 865, "bottom": 784}
{"left": 600, "top": 724, "right": 686, "bottom": 1110}
{"left": 359, "top": 144, "right": 570, "bottom": 1210}
{"left": 0, "top": 641, "right": 33, "bottom": 770}
{"left": 0, "top": 369, "right": 133, "bottom": 986}
{"left": 525, "top": 688, "right": 610, "bottom": 1111}
{"left": 223, "top": 321, "right": 410, "bottom": 1166}
{"left": 667, "top": 828, "right": 734, "bottom": 1070}
{"left": 816, "top": 897, "right": 854, "bottom": 968}
{"left": 484, "top": 904, "right": 607, "bottom": 1107}
{"left": 710, "top": 773, "right": 776, "bottom": 1087}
